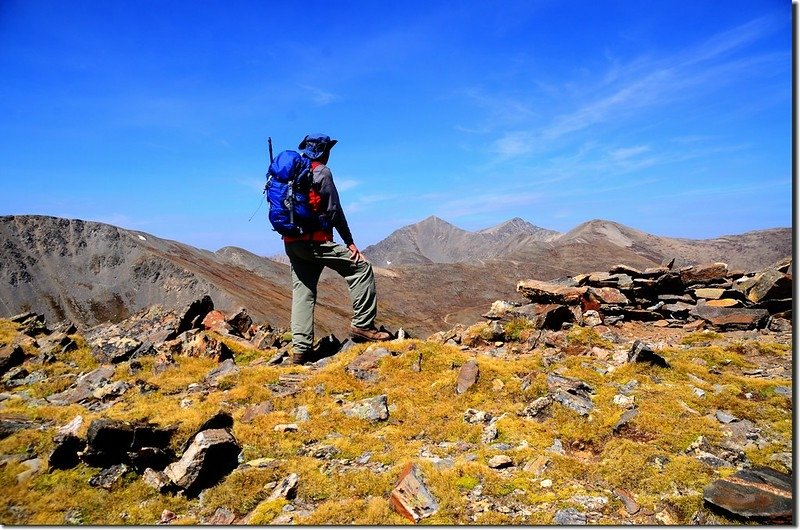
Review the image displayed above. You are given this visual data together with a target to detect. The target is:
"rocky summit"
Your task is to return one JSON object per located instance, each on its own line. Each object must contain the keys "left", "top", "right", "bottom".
{"left": 0, "top": 257, "right": 793, "bottom": 525}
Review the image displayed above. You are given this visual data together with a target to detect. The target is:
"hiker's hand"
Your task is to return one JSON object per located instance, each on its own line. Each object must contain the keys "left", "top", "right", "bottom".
{"left": 348, "top": 243, "right": 365, "bottom": 264}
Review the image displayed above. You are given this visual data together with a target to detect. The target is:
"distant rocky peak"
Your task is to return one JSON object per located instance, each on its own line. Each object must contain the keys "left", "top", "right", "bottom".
{"left": 416, "top": 215, "right": 457, "bottom": 228}
{"left": 479, "top": 217, "right": 561, "bottom": 242}
{"left": 479, "top": 217, "right": 537, "bottom": 235}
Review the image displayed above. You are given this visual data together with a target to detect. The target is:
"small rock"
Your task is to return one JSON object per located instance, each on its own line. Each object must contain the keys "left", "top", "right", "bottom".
{"left": 553, "top": 507, "right": 587, "bottom": 525}
{"left": 159, "top": 509, "right": 177, "bottom": 525}
{"left": 267, "top": 473, "right": 299, "bottom": 501}
{"left": 225, "top": 308, "right": 253, "bottom": 337}
{"left": 540, "top": 479, "right": 553, "bottom": 488}
{"left": 241, "top": 401, "right": 274, "bottom": 423}
{"left": 715, "top": 410, "right": 738, "bottom": 424}
{"left": 548, "top": 438, "right": 565, "bottom": 455}
{"left": 341, "top": 395, "right": 389, "bottom": 422}
{"left": 16, "top": 458, "right": 42, "bottom": 483}
{"left": 89, "top": 463, "right": 129, "bottom": 489}
{"left": 345, "top": 346, "right": 391, "bottom": 382}
{"left": 389, "top": 463, "right": 439, "bottom": 523}
{"left": 582, "top": 310, "right": 602, "bottom": 327}
{"left": 613, "top": 408, "right": 638, "bottom": 432}
{"left": 627, "top": 340, "right": 670, "bottom": 368}
{"left": 294, "top": 405, "right": 310, "bottom": 423}
{"left": 273, "top": 423, "right": 298, "bottom": 433}
{"left": 613, "top": 394, "right": 635, "bottom": 408}
{"left": 464, "top": 408, "right": 493, "bottom": 424}
{"left": 142, "top": 468, "right": 172, "bottom": 492}
{"left": 204, "top": 507, "right": 236, "bottom": 525}
{"left": 205, "top": 358, "right": 239, "bottom": 383}
{"left": 614, "top": 487, "right": 640, "bottom": 514}
{"left": 488, "top": 455, "right": 513, "bottom": 469}
{"left": 0, "top": 345, "right": 25, "bottom": 376}
{"left": 522, "top": 455, "right": 550, "bottom": 476}
{"left": 456, "top": 359, "right": 479, "bottom": 394}
{"left": 56, "top": 415, "right": 84, "bottom": 439}
{"left": 520, "top": 396, "right": 552, "bottom": 420}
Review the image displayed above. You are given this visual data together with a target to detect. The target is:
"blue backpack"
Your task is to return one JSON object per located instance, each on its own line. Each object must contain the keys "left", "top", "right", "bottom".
{"left": 266, "top": 150, "right": 321, "bottom": 237}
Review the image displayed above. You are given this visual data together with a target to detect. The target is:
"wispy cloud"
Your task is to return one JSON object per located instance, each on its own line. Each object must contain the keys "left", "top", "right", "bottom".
{"left": 609, "top": 145, "right": 650, "bottom": 161}
{"left": 297, "top": 84, "right": 338, "bottom": 106}
{"left": 486, "top": 16, "right": 781, "bottom": 154}
{"left": 345, "top": 193, "right": 400, "bottom": 214}
{"left": 335, "top": 179, "right": 359, "bottom": 191}
{"left": 491, "top": 131, "right": 537, "bottom": 158}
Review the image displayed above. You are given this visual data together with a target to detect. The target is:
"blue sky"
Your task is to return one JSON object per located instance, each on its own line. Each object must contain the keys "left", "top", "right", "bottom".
{"left": 0, "top": 0, "right": 792, "bottom": 256}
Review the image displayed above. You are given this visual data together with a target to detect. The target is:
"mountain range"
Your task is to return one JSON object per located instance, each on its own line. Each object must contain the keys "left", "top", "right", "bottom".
{"left": 362, "top": 216, "right": 560, "bottom": 265}
{"left": 0, "top": 214, "right": 791, "bottom": 337}
{"left": 363, "top": 215, "right": 790, "bottom": 273}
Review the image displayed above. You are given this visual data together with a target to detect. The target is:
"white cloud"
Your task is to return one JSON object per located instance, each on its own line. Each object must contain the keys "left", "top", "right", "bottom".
{"left": 297, "top": 84, "right": 338, "bottom": 106}
{"left": 335, "top": 179, "right": 359, "bottom": 191}
{"left": 608, "top": 145, "right": 650, "bottom": 161}
{"left": 491, "top": 131, "right": 537, "bottom": 158}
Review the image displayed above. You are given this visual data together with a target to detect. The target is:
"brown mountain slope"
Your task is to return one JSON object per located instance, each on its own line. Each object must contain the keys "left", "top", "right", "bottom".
{"left": 0, "top": 216, "right": 355, "bottom": 335}
{"left": 549, "top": 219, "right": 792, "bottom": 272}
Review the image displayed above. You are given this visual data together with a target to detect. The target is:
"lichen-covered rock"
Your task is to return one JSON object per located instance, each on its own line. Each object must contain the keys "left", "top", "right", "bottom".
{"left": 46, "top": 365, "right": 115, "bottom": 405}
{"left": 89, "top": 464, "right": 129, "bottom": 489}
{"left": 341, "top": 395, "right": 389, "bottom": 422}
{"left": 553, "top": 507, "right": 587, "bottom": 525}
{"left": 346, "top": 346, "right": 391, "bottom": 382}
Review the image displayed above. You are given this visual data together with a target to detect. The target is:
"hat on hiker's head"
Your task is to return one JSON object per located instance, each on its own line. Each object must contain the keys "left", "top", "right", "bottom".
{"left": 298, "top": 133, "right": 338, "bottom": 160}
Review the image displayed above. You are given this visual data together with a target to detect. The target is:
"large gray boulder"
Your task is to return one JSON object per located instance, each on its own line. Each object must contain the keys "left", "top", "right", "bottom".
{"left": 164, "top": 428, "right": 240, "bottom": 497}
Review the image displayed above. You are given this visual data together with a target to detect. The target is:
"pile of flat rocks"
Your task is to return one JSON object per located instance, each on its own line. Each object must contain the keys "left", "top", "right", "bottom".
{"left": 82, "top": 295, "right": 292, "bottom": 365}
{"left": 511, "top": 257, "right": 791, "bottom": 331}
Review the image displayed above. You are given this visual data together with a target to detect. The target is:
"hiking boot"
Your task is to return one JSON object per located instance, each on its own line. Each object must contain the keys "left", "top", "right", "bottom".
{"left": 350, "top": 325, "right": 392, "bottom": 342}
{"left": 290, "top": 350, "right": 311, "bottom": 365}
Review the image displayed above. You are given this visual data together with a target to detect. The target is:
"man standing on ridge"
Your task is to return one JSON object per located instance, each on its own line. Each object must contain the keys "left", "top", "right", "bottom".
{"left": 283, "top": 133, "right": 391, "bottom": 364}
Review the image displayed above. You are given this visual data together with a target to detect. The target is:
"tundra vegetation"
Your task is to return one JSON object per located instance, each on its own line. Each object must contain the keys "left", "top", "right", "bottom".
{"left": 0, "top": 311, "right": 791, "bottom": 525}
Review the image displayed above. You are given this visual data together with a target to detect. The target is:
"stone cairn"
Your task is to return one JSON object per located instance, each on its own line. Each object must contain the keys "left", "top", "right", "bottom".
{"left": 510, "top": 257, "right": 791, "bottom": 332}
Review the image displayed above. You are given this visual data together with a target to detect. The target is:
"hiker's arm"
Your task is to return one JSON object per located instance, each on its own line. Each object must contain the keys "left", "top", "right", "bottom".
{"left": 316, "top": 167, "right": 355, "bottom": 246}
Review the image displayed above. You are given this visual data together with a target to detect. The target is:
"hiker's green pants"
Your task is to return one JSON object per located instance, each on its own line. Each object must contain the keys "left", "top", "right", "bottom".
{"left": 284, "top": 241, "right": 378, "bottom": 353}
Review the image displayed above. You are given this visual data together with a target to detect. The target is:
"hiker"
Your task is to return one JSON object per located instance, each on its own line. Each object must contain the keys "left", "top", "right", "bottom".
{"left": 282, "top": 133, "right": 391, "bottom": 364}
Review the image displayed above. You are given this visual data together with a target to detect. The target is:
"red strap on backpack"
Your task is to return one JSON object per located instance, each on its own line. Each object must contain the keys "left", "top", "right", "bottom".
{"left": 308, "top": 162, "right": 324, "bottom": 213}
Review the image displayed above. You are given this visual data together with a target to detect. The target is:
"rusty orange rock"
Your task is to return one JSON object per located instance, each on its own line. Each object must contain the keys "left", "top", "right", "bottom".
{"left": 389, "top": 463, "right": 439, "bottom": 523}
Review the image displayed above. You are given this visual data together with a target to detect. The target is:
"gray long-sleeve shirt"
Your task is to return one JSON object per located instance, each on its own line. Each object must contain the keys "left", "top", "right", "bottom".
{"left": 312, "top": 164, "right": 354, "bottom": 246}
